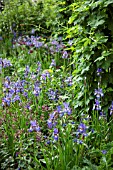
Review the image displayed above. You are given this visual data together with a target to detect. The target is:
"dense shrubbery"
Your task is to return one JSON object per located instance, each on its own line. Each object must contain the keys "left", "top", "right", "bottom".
{"left": 65, "top": 0, "right": 113, "bottom": 114}
{"left": 1, "top": 0, "right": 113, "bottom": 169}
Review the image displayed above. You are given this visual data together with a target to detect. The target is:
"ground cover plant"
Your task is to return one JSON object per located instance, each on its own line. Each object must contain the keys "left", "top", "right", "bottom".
{"left": 1, "top": 0, "right": 113, "bottom": 170}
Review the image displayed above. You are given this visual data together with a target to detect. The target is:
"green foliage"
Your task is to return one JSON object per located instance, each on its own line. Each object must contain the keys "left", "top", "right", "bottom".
{"left": 65, "top": 0, "right": 113, "bottom": 113}
{"left": 0, "top": 0, "right": 62, "bottom": 49}
{"left": 1, "top": 0, "right": 113, "bottom": 169}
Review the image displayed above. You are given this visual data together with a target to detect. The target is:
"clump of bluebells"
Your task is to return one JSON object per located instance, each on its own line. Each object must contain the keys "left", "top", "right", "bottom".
{"left": 1, "top": 30, "right": 113, "bottom": 169}
{"left": 12, "top": 35, "right": 68, "bottom": 56}
{"left": 0, "top": 58, "right": 12, "bottom": 74}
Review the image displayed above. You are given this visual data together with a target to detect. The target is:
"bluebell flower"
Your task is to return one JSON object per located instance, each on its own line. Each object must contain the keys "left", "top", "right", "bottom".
{"left": 2, "top": 96, "right": 11, "bottom": 107}
{"left": 53, "top": 128, "right": 59, "bottom": 141}
{"left": 5, "top": 76, "right": 10, "bottom": 83}
{"left": 57, "top": 105, "right": 62, "bottom": 112}
{"left": 41, "top": 71, "right": 50, "bottom": 81}
{"left": 48, "top": 89, "right": 58, "bottom": 101}
{"left": 0, "top": 58, "right": 12, "bottom": 68}
{"left": 34, "top": 41, "right": 43, "bottom": 48}
{"left": 51, "top": 40, "right": 59, "bottom": 45}
{"left": 28, "top": 120, "right": 40, "bottom": 132}
{"left": 33, "top": 85, "right": 41, "bottom": 96}
{"left": 63, "top": 102, "right": 72, "bottom": 115}
{"left": 12, "top": 95, "right": 21, "bottom": 103}
{"left": 47, "top": 119, "right": 53, "bottom": 129}
{"left": 26, "top": 41, "right": 33, "bottom": 46}
{"left": 109, "top": 101, "right": 113, "bottom": 115}
{"left": 77, "top": 123, "right": 88, "bottom": 137}
{"left": 54, "top": 128, "right": 58, "bottom": 135}
{"left": 68, "top": 39, "right": 73, "bottom": 46}
{"left": 100, "top": 111, "right": 106, "bottom": 118}
{"left": 73, "top": 138, "right": 83, "bottom": 144}
{"left": 30, "top": 73, "right": 37, "bottom": 80}
{"left": 57, "top": 105, "right": 64, "bottom": 117}
{"left": 65, "top": 76, "right": 73, "bottom": 86}
{"left": 3, "top": 81, "right": 10, "bottom": 89}
{"left": 12, "top": 30, "right": 16, "bottom": 38}
{"left": 49, "top": 112, "right": 55, "bottom": 119}
{"left": 17, "top": 168, "right": 21, "bottom": 170}
{"left": 97, "top": 68, "right": 102, "bottom": 76}
{"left": 93, "top": 99, "right": 101, "bottom": 111}
{"left": 46, "top": 140, "right": 51, "bottom": 144}
{"left": 63, "top": 123, "right": 67, "bottom": 127}
{"left": 91, "top": 129, "right": 94, "bottom": 133}
{"left": 101, "top": 150, "right": 107, "bottom": 154}
{"left": 78, "top": 123, "right": 86, "bottom": 133}
{"left": 50, "top": 59, "right": 56, "bottom": 67}
{"left": 71, "top": 122, "right": 75, "bottom": 124}
{"left": 23, "top": 92, "right": 28, "bottom": 98}
{"left": 94, "top": 88, "right": 104, "bottom": 98}
{"left": 25, "top": 104, "right": 32, "bottom": 110}
{"left": 50, "top": 46, "right": 55, "bottom": 54}
{"left": 53, "top": 135, "right": 58, "bottom": 141}
{"left": 53, "top": 121, "right": 57, "bottom": 127}
{"left": 24, "top": 65, "right": 30, "bottom": 77}
{"left": 30, "top": 120, "right": 37, "bottom": 127}
{"left": 62, "top": 51, "right": 68, "bottom": 59}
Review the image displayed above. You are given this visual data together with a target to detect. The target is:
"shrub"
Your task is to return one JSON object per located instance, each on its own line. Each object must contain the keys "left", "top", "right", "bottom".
{"left": 65, "top": 0, "right": 113, "bottom": 114}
